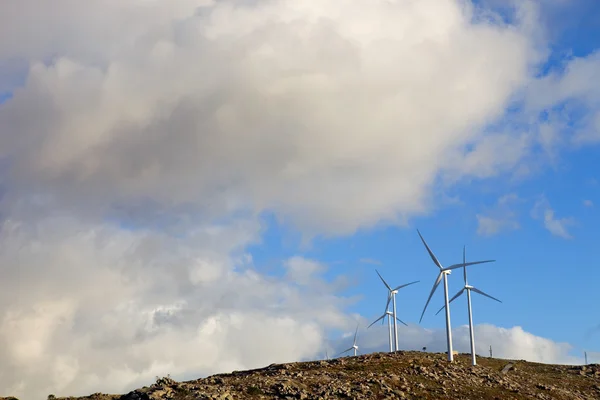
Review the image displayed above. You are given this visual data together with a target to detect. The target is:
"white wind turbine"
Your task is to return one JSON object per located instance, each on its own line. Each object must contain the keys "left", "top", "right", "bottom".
{"left": 336, "top": 324, "right": 360, "bottom": 357}
{"left": 417, "top": 230, "right": 495, "bottom": 362}
{"left": 435, "top": 246, "right": 501, "bottom": 366}
{"left": 375, "top": 270, "right": 419, "bottom": 352}
{"left": 368, "top": 308, "right": 407, "bottom": 353}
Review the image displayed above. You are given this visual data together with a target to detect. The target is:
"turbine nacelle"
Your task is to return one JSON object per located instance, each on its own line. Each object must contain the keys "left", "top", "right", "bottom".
{"left": 336, "top": 323, "right": 360, "bottom": 358}
{"left": 417, "top": 229, "right": 496, "bottom": 324}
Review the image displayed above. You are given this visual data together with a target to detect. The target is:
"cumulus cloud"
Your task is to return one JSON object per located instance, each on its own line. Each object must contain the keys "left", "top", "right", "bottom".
{"left": 586, "top": 351, "right": 600, "bottom": 365}
{"left": 285, "top": 256, "right": 326, "bottom": 285}
{"left": 0, "top": 1, "right": 596, "bottom": 399}
{"left": 0, "top": 0, "right": 540, "bottom": 235}
{"left": 531, "top": 196, "right": 575, "bottom": 239}
{"left": 0, "top": 219, "right": 354, "bottom": 399}
{"left": 525, "top": 50, "right": 600, "bottom": 145}
{"left": 583, "top": 199, "right": 594, "bottom": 207}
{"left": 345, "top": 323, "right": 582, "bottom": 365}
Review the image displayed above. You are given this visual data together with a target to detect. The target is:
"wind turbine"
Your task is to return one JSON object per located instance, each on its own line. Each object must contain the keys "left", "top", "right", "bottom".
{"left": 417, "top": 229, "right": 495, "bottom": 362}
{"left": 336, "top": 324, "right": 359, "bottom": 357}
{"left": 435, "top": 246, "right": 501, "bottom": 366}
{"left": 368, "top": 309, "right": 407, "bottom": 352}
{"left": 375, "top": 270, "right": 419, "bottom": 352}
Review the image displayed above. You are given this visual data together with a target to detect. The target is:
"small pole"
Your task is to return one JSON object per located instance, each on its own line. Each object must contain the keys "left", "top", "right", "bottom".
{"left": 584, "top": 351, "right": 588, "bottom": 365}
{"left": 489, "top": 345, "right": 493, "bottom": 358}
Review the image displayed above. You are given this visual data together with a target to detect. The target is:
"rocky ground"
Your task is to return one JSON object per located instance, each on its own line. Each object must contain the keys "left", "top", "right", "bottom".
{"left": 3, "top": 351, "right": 600, "bottom": 400}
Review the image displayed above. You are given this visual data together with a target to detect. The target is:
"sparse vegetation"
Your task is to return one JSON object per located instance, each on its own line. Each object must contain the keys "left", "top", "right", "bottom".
{"left": 3, "top": 351, "right": 599, "bottom": 399}
{"left": 246, "top": 385, "right": 263, "bottom": 395}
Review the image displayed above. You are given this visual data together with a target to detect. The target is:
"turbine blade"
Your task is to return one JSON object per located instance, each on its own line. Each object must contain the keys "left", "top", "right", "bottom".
{"left": 449, "top": 287, "right": 466, "bottom": 304}
{"left": 392, "top": 280, "right": 420, "bottom": 291}
{"left": 368, "top": 314, "right": 386, "bottom": 329}
{"left": 470, "top": 287, "right": 502, "bottom": 303}
{"left": 336, "top": 348, "right": 353, "bottom": 357}
{"left": 434, "top": 303, "right": 445, "bottom": 316}
{"left": 382, "top": 313, "right": 387, "bottom": 326}
{"left": 353, "top": 324, "right": 359, "bottom": 345}
{"left": 395, "top": 316, "right": 408, "bottom": 326}
{"left": 445, "top": 260, "right": 495, "bottom": 270}
{"left": 375, "top": 269, "right": 392, "bottom": 291}
{"left": 384, "top": 292, "right": 392, "bottom": 314}
{"left": 463, "top": 246, "right": 467, "bottom": 285}
{"left": 417, "top": 230, "right": 443, "bottom": 269}
{"left": 435, "top": 288, "right": 465, "bottom": 316}
{"left": 419, "top": 272, "right": 443, "bottom": 323}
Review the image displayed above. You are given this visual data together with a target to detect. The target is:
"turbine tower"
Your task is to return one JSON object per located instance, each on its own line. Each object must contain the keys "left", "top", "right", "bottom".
{"left": 368, "top": 309, "right": 407, "bottom": 352}
{"left": 375, "top": 269, "right": 418, "bottom": 351}
{"left": 417, "top": 230, "right": 494, "bottom": 362}
{"left": 337, "top": 324, "right": 359, "bottom": 357}
{"left": 435, "top": 246, "right": 501, "bottom": 366}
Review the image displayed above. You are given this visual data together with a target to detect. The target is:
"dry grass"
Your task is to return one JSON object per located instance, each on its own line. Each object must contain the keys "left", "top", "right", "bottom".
{"left": 4, "top": 351, "right": 599, "bottom": 400}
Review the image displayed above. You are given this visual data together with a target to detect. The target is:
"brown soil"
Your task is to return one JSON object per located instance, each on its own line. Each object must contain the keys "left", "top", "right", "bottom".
{"left": 4, "top": 351, "right": 600, "bottom": 400}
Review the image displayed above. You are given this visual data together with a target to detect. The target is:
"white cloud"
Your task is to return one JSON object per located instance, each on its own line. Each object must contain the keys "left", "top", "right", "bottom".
{"left": 0, "top": 1, "right": 596, "bottom": 399}
{"left": 347, "top": 323, "right": 581, "bottom": 365}
{"left": 586, "top": 351, "right": 600, "bottom": 364}
{"left": 583, "top": 199, "right": 594, "bottom": 207}
{"left": 0, "top": 219, "right": 353, "bottom": 400}
{"left": 476, "top": 215, "right": 520, "bottom": 236}
{"left": 476, "top": 193, "right": 521, "bottom": 236}
{"left": 531, "top": 197, "right": 575, "bottom": 239}
{"left": 285, "top": 256, "right": 326, "bottom": 285}
{"left": 0, "top": 0, "right": 539, "bottom": 236}
{"left": 525, "top": 50, "right": 600, "bottom": 145}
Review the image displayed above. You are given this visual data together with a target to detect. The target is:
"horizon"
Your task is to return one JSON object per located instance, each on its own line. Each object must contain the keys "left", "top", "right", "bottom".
{"left": 1, "top": 0, "right": 600, "bottom": 399}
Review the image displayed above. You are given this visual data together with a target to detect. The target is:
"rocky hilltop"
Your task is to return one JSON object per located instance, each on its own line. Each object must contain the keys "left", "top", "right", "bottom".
{"left": 3, "top": 351, "right": 600, "bottom": 400}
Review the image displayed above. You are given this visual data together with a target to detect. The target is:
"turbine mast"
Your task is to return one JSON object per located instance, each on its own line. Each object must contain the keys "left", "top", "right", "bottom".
{"left": 442, "top": 270, "right": 454, "bottom": 362}
{"left": 465, "top": 246, "right": 476, "bottom": 366}
{"left": 387, "top": 313, "right": 393, "bottom": 353}
{"left": 392, "top": 291, "right": 399, "bottom": 352}
{"left": 467, "top": 284, "right": 476, "bottom": 365}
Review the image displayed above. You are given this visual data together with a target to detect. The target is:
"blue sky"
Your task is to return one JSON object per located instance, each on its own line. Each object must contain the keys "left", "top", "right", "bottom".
{"left": 2, "top": 1, "right": 600, "bottom": 399}
{"left": 246, "top": 0, "right": 600, "bottom": 358}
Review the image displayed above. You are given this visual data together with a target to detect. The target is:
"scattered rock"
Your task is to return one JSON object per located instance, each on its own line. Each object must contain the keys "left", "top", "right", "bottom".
{"left": 29, "top": 352, "right": 600, "bottom": 400}
{"left": 118, "top": 391, "right": 150, "bottom": 400}
{"left": 501, "top": 363, "right": 514, "bottom": 374}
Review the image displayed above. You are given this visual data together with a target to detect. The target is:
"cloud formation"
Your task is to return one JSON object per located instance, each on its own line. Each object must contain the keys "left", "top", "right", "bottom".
{"left": 526, "top": 50, "right": 600, "bottom": 145}
{"left": 476, "top": 194, "right": 521, "bottom": 236}
{"left": 531, "top": 196, "right": 575, "bottom": 239}
{"left": 0, "top": 220, "right": 352, "bottom": 399}
{"left": 0, "top": 1, "right": 597, "bottom": 399}
{"left": 0, "top": 0, "right": 540, "bottom": 235}
{"left": 340, "top": 322, "right": 581, "bottom": 365}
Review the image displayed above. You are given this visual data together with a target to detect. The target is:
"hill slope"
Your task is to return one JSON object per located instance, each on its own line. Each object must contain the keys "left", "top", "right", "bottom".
{"left": 4, "top": 351, "right": 600, "bottom": 400}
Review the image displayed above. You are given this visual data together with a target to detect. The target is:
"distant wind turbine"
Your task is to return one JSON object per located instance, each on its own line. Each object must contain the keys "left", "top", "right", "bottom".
{"left": 375, "top": 269, "right": 419, "bottom": 352}
{"left": 336, "top": 324, "right": 359, "bottom": 357}
{"left": 417, "top": 230, "right": 495, "bottom": 362}
{"left": 368, "top": 309, "right": 407, "bottom": 352}
{"left": 435, "top": 246, "right": 501, "bottom": 366}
